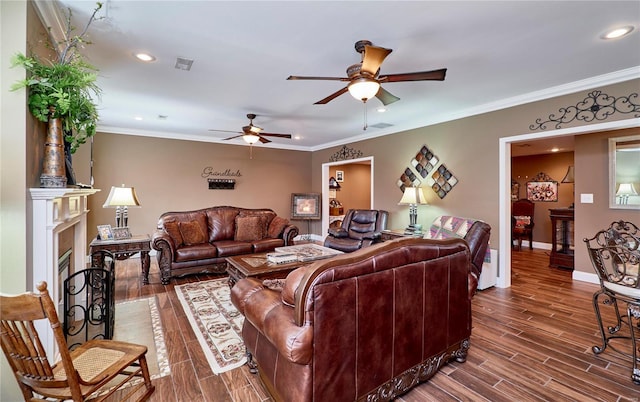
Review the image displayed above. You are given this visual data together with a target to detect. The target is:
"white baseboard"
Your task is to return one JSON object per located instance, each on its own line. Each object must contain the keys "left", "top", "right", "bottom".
{"left": 572, "top": 270, "right": 599, "bottom": 285}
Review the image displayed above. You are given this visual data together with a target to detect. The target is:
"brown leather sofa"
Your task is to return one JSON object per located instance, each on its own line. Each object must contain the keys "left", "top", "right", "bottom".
{"left": 323, "top": 209, "right": 389, "bottom": 253}
{"left": 151, "top": 206, "right": 298, "bottom": 284}
{"left": 231, "top": 221, "right": 491, "bottom": 402}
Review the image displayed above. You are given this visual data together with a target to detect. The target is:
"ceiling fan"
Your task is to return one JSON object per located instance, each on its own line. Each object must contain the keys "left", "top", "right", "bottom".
{"left": 208, "top": 113, "right": 292, "bottom": 144}
{"left": 287, "top": 40, "right": 447, "bottom": 105}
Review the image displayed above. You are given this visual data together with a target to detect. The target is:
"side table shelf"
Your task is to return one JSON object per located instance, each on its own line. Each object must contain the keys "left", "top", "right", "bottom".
{"left": 549, "top": 208, "right": 574, "bottom": 270}
{"left": 89, "top": 234, "right": 152, "bottom": 284}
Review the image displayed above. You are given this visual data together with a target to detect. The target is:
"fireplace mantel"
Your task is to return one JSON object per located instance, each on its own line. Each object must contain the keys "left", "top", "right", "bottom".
{"left": 29, "top": 187, "right": 100, "bottom": 358}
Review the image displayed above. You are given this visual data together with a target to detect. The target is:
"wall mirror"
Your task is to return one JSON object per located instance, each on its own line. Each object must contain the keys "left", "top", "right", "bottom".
{"left": 609, "top": 134, "right": 640, "bottom": 209}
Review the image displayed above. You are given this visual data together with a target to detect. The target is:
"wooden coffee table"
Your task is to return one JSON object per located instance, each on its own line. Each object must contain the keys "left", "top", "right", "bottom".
{"left": 226, "top": 253, "right": 310, "bottom": 288}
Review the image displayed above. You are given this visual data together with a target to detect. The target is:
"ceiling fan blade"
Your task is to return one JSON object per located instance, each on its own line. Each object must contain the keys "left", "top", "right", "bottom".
{"left": 287, "top": 75, "right": 349, "bottom": 81}
{"left": 223, "top": 134, "right": 244, "bottom": 141}
{"left": 375, "top": 87, "right": 400, "bottom": 106}
{"left": 360, "top": 45, "right": 392, "bottom": 75}
{"left": 314, "top": 86, "right": 349, "bottom": 104}
{"left": 379, "top": 68, "right": 447, "bottom": 83}
{"left": 258, "top": 136, "right": 271, "bottom": 144}
{"left": 260, "top": 133, "right": 292, "bottom": 139}
{"left": 209, "top": 129, "right": 242, "bottom": 134}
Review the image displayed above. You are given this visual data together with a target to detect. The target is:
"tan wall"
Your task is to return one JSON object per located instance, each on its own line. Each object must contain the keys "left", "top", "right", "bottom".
{"left": 512, "top": 151, "right": 575, "bottom": 244}
{"left": 84, "top": 134, "right": 312, "bottom": 245}
{"left": 329, "top": 164, "right": 371, "bottom": 212}
{"left": 574, "top": 128, "right": 640, "bottom": 274}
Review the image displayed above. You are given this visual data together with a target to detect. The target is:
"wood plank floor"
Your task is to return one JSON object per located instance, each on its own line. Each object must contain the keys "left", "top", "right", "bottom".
{"left": 109, "top": 249, "right": 640, "bottom": 401}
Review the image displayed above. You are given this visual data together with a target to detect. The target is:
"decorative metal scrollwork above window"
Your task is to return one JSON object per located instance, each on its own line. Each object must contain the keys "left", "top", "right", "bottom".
{"left": 530, "top": 90, "right": 639, "bottom": 131}
{"left": 329, "top": 145, "right": 363, "bottom": 162}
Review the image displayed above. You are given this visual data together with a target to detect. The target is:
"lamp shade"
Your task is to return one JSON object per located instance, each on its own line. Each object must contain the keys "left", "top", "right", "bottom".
{"left": 103, "top": 185, "right": 141, "bottom": 208}
{"left": 242, "top": 134, "right": 260, "bottom": 144}
{"left": 616, "top": 183, "right": 638, "bottom": 196}
{"left": 398, "top": 187, "right": 428, "bottom": 205}
{"left": 561, "top": 166, "right": 575, "bottom": 183}
{"left": 348, "top": 78, "right": 380, "bottom": 102}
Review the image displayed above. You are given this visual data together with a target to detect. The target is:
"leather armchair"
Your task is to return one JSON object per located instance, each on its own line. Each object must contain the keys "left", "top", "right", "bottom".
{"left": 323, "top": 209, "right": 388, "bottom": 252}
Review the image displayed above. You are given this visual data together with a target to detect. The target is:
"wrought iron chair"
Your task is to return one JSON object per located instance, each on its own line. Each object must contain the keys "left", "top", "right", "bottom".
{"left": 584, "top": 220, "right": 640, "bottom": 384}
{"left": 0, "top": 281, "right": 155, "bottom": 401}
{"left": 511, "top": 198, "right": 535, "bottom": 250}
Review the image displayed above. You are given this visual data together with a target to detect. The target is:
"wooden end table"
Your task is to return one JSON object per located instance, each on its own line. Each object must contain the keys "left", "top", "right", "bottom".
{"left": 226, "top": 253, "right": 310, "bottom": 288}
{"left": 89, "top": 234, "right": 152, "bottom": 284}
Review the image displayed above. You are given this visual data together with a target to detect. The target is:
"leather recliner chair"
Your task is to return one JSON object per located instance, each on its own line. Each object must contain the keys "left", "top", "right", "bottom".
{"left": 323, "top": 209, "right": 389, "bottom": 253}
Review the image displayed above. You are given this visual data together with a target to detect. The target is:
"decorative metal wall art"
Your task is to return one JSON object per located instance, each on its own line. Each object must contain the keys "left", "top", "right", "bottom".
{"left": 411, "top": 145, "right": 439, "bottom": 179}
{"left": 396, "top": 167, "right": 421, "bottom": 193}
{"left": 431, "top": 164, "right": 458, "bottom": 199}
{"left": 329, "top": 145, "right": 363, "bottom": 162}
{"left": 530, "top": 90, "right": 640, "bottom": 131}
{"left": 526, "top": 172, "right": 558, "bottom": 202}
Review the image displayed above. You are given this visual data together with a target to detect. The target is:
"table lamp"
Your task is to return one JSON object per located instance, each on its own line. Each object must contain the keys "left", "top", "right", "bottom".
{"left": 103, "top": 184, "right": 141, "bottom": 227}
{"left": 398, "top": 186, "right": 428, "bottom": 234}
{"left": 616, "top": 183, "right": 638, "bottom": 205}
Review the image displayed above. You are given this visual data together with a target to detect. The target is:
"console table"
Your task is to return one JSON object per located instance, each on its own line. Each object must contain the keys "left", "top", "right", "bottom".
{"left": 89, "top": 234, "right": 152, "bottom": 283}
{"left": 549, "top": 208, "right": 574, "bottom": 270}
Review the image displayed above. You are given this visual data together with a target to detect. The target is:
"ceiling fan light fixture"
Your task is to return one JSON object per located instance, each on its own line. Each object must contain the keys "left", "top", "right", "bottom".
{"left": 348, "top": 78, "right": 380, "bottom": 102}
{"left": 242, "top": 134, "right": 260, "bottom": 144}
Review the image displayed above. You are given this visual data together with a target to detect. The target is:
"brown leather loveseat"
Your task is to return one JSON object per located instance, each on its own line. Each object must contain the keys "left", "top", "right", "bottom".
{"left": 152, "top": 206, "right": 298, "bottom": 284}
{"left": 231, "top": 221, "right": 491, "bottom": 402}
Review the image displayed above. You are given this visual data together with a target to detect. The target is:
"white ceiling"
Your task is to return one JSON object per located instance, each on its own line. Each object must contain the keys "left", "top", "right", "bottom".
{"left": 42, "top": 1, "right": 640, "bottom": 152}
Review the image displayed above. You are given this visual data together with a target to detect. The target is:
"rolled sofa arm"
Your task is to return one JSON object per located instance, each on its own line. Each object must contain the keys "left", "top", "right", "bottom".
{"left": 282, "top": 224, "right": 299, "bottom": 246}
{"left": 151, "top": 230, "right": 175, "bottom": 284}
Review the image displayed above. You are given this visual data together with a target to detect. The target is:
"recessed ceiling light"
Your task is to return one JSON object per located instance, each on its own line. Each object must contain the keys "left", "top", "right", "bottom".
{"left": 601, "top": 26, "right": 634, "bottom": 40}
{"left": 294, "top": 135, "right": 301, "bottom": 140}
{"left": 134, "top": 116, "right": 143, "bottom": 121}
{"left": 134, "top": 52, "right": 156, "bottom": 62}
{"left": 377, "top": 107, "right": 387, "bottom": 113}
{"left": 551, "top": 147, "right": 559, "bottom": 152}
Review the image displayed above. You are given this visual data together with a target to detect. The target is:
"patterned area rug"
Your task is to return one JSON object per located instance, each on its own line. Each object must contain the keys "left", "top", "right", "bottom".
{"left": 114, "top": 296, "right": 170, "bottom": 380}
{"left": 175, "top": 278, "right": 246, "bottom": 374}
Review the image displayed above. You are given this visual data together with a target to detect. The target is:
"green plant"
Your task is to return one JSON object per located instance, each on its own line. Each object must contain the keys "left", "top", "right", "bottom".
{"left": 10, "top": 2, "right": 103, "bottom": 154}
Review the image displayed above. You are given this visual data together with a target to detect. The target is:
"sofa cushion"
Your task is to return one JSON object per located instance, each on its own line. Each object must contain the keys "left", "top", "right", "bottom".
{"left": 174, "top": 243, "right": 217, "bottom": 262}
{"left": 179, "top": 220, "right": 207, "bottom": 246}
{"left": 164, "top": 219, "right": 184, "bottom": 247}
{"left": 207, "top": 208, "right": 240, "bottom": 242}
{"left": 214, "top": 240, "right": 253, "bottom": 257}
{"left": 252, "top": 238, "right": 284, "bottom": 253}
{"left": 235, "top": 215, "right": 267, "bottom": 242}
{"left": 267, "top": 216, "right": 289, "bottom": 238}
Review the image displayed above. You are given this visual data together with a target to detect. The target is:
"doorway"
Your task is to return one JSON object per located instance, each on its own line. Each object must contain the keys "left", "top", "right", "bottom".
{"left": 321, "top": 157, "right": 374, "bottom": 239}
{"left": 498, "top": 119, "right": 638, "bottom": 288}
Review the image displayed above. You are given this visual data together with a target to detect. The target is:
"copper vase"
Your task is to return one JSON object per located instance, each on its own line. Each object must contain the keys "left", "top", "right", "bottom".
{"left": 40, "top": 115, "right": 67, "bottom": 187}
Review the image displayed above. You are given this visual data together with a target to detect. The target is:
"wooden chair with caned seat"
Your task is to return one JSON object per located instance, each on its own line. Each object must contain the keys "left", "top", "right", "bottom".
{"left": 0, "top": 281, "right": 155, "bottom": 401}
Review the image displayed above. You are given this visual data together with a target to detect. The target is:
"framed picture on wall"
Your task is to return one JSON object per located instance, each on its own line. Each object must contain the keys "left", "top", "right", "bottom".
{"left": 291, "top": 193, "right": 321, "bottom": 220}
{"left": 335, "top": 170, "right": 344, "bottom": 182}
{"left": 526, "top": 180, "right": 558, "bottom": 202}
{"left": 511, "top": 179, "right": 520, "bottom": 201}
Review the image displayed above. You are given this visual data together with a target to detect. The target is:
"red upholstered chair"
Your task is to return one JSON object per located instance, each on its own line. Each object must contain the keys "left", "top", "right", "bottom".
{"left": 512, "top": 199, "right": 535, "bottom": 250}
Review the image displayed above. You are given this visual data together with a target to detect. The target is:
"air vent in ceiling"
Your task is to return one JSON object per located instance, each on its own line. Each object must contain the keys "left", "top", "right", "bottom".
{"left": 175, "top": 57, "right": 194, "bottom": 71}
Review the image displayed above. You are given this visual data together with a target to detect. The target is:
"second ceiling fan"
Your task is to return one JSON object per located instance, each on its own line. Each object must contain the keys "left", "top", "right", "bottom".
{"left": 209, "top": 114, "right": 292, "bottom": 144}
{"left": 287, "top": 40, "right": 447, "bottom": 105}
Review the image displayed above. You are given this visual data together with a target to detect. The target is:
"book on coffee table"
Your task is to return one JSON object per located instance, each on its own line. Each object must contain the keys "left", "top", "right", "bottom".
{"left": 266, "top": 253, "right": 299, "bottom": 264}
{"left": 275, "top": 244, "right": 343, "bottom": 262}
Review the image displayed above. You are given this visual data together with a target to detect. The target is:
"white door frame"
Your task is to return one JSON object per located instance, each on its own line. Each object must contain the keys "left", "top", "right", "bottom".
{"left": 321, "top": 157, "right": 374, "bottom": 240}
{"left": 497, "top": 118, "right": 640, "bottom": 288}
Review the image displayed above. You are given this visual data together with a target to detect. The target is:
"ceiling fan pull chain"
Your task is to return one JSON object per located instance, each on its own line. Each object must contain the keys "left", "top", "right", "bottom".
{"left": 363, "top": 102, "right": 368, "bottom": 131}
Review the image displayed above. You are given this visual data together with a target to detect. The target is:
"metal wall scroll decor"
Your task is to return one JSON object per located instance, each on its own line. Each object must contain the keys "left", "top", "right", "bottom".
{"left": 526, "top": 172, "right": 558, "bottom": 202}
{"left": 329, "top": 145, "right": 363, "bottom": 162}
{"left": 530, "top": 90, "right": 640, "bottom": 131}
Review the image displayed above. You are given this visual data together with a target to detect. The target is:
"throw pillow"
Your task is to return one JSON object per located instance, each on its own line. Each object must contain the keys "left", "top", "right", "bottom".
{"left": 514, "top": 215, "right": 531, "bottom": 228}
{"left": 267, "top": 216, "right": 289, "bottom": 238}
{"left": 164, "top": 220, "right": 183, "bottom": 247}
{"left": 235, "top": 215, "right": 265, "bottom": 242}
{"left": 179, "top": 221, "right": 207, "bottom": 246}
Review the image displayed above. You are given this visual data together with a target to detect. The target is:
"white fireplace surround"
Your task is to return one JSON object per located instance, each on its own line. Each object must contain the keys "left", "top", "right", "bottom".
{"left": 29, "top": 187, "right": 100, "bottom": 358}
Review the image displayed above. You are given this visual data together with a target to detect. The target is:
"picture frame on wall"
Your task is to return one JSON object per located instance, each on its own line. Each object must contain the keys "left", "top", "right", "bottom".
{"left": 335, "top": 170, "right": 344, "bottom": 182}
{"left": 526, "top": 180, "right": 558, "bottom": 202}
{"left": 291, "top": 193, "right": 322, "bottom": 220}
{"left": 511, "top": 179, "right": 520, "bottom": 201}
